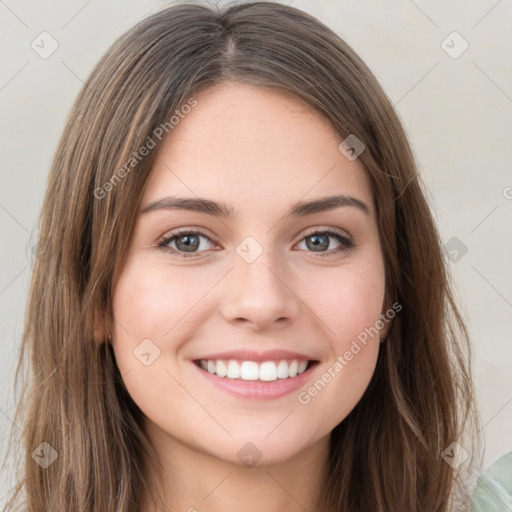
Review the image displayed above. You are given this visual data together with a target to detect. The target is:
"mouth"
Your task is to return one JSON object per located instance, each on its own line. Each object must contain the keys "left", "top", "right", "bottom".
{"left": 193, "top": 358, "right": 319, "bottom": 382}
{"left": 192, "top": 357, "right": 320, "bottom": 399}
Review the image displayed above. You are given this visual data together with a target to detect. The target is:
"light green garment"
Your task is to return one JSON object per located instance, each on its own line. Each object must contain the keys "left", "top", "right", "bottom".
{"left": 471, "top": 451, "right": 512, "bottom": 511}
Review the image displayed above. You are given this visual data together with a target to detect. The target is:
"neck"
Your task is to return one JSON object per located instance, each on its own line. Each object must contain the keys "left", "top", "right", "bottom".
{"left": 139, "top": 420, "right": 332, "bottom": 512}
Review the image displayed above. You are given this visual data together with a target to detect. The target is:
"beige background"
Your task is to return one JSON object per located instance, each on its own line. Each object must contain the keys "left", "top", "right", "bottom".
{"left": 1, "top": 0, "right": 511, "bottom": 501}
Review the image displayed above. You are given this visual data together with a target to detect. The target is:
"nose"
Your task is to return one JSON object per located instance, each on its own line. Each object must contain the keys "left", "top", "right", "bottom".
{"left": 220, "top": 251, "right": 301, "bottom": 331}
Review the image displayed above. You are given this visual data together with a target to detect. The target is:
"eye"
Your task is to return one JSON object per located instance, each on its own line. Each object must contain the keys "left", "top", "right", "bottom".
{"left": 157, "top": 228, "right": 216, "bottom": 258}
{"left": 157, "top": 227, "right": 354, "bottom": 258}
{"left": 296, "top": 229, "right": 354, "bottom": 257}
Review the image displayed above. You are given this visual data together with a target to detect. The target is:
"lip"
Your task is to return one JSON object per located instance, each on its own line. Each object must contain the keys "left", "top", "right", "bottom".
{"left": 192, "top": 359, "right": 320, "bottom": 400}
{"left": 192, "top": 349, "right": 314, "bottom": 363}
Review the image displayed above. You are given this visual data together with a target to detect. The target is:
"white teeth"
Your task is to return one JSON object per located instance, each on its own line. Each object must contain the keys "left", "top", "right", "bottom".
{"left": 216, "top": 360, "right": 227, "bottom": 378}
{"left": 227, "top": 360, "right": 241, "bottom": 379}
{"left": 240, "top": 361, "right": 259, "bottom": 380}
{"left": 277, "top": 360, "right": 289, "bottom": 378}
{"left": 288, "top": 360, "right": 298, "bottom": 377}
{"left": 298, "top": 360, "right": 308, "bottom": 373}
{"left": 198, "top": 358, "right": 311, "bottom": 381}
{"left": 259, "top": 361, "right": 277, "bottom": 381}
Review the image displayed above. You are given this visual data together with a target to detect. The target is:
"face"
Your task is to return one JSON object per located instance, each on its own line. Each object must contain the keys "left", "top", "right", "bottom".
{"left": 111, "top": 82, "right": 388, "bottom": 466}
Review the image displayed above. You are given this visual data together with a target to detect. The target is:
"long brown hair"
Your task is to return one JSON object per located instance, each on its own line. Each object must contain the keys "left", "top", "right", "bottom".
{"left": 3, "top": 2, "right": 482, "bottom": 511}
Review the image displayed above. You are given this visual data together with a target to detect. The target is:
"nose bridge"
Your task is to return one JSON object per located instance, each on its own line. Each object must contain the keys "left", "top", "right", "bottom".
{"left": 220, "top": 236, "right": 300, "bottom": 328}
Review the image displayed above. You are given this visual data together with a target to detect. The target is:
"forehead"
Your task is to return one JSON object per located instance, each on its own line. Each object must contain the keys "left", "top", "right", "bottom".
{"left": 143, "top": 82, "right": 373, "bottom": 215}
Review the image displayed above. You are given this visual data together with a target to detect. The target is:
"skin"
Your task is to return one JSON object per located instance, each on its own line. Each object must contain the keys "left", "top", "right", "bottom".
{"left": 109, "top": 82, "right": 390, "bottom": 512}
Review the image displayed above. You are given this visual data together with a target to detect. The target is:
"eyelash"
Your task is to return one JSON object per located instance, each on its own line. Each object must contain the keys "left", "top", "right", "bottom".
{"left": 157, "top": 227, "right": 354, "bottom": 258}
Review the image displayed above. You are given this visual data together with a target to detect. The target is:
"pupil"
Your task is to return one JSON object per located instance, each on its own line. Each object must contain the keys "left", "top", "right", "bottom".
{"left": 307, "top": 235, "right": 328, "bottom": 251}
{"left": 177, "top": 235, "right": 199, "bottom": 252}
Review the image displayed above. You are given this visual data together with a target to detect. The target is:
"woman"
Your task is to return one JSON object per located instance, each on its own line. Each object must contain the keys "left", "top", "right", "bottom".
{"left": 3, "top": 2, "right": 482, "bottom": 511}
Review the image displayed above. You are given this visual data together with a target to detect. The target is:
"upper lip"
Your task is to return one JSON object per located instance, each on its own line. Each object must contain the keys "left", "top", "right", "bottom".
{"left": 193, "top": 349, "right": 317, "bottom": 363}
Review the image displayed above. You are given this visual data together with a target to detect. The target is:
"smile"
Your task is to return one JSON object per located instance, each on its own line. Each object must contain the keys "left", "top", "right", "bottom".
{"left": 194, "top": 358, "right": 312, "bottom": 381}
{"left": 192, "top": 358, "right": 320, "bottom": 400}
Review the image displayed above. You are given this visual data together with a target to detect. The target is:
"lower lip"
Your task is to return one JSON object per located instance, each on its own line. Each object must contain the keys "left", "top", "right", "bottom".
{"left": 192, "top": 361, "right": 319, "bottom": 400}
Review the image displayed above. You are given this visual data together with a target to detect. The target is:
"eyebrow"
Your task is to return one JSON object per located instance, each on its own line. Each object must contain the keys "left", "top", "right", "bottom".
{"left": 141, "top": 194, "right": 370, "bottom": 218}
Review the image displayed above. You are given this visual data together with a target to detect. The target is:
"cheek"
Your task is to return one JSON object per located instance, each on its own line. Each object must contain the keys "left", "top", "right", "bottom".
{"left": 112, "top": 260, "right": 212, "bottom": 341}
{"left": 111, "top": 260, "right": 193, "bottom": 379}
{"left": 308, "top": 262, "right": 386, "bottom": 345}
{"left": 298, "top": 262, "right": 385, "bottom": 409}
{"left": 110, "top": 260, "right": 209, "bottom": 418}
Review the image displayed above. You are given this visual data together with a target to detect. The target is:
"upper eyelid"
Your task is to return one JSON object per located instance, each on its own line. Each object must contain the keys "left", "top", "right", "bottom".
{"left": 158, "top": 227, "right": 216, "bottom": 244}
{"left": 299, "top": 226, "right": 351, "bottom": 239}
